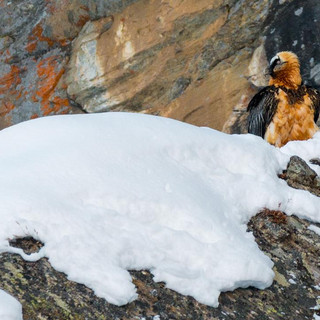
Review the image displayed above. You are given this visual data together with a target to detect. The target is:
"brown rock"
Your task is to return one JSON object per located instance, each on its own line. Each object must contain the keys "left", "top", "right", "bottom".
{"left": 65, "top": 0, "right": 272, "bottom": 131}
{"left": 2, "top": 0, "right": 320, "bottom": 132}
{"left": 159, "top": 49, "right": 252, "bottom": 130}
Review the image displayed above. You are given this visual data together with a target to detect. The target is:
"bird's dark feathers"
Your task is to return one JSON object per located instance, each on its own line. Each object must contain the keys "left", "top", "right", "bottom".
{"left": 305, "top": 86, "right": 320, "bottom": 123}
{"left": 247, "top": 86, "right": 278, "bottom": 138}
{"left": 247, "top": 85, "right": 320, "bottom": 138}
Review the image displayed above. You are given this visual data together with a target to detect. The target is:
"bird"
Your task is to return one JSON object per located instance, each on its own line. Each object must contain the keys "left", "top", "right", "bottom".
{"left": 247, "top": 51, "right": 320, "bottom": 147}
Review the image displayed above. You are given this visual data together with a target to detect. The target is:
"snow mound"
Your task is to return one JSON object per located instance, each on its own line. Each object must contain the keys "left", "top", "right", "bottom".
{"left": 0, "top": 290, "right": 23, "bottom": 320}
{"left": 0, "top": 113, "right": 320, "bottom": 307}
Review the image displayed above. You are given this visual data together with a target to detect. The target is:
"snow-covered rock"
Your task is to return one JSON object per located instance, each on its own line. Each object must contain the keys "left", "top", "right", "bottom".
{"left": 0, "top": 112, "right": 320, "bottom": 308}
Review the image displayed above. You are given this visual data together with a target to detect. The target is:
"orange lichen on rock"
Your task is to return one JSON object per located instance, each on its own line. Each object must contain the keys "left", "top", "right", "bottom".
{"left": 0, "top": 101, "right": 15, "bottom": 130}
{"left": 76, "top": 6, "right": 90, "bottom": 27}
{"left": 26, "top": 41, "right": 37, "bottom": 54}
{"left": 36, "top": 57, "right": 63, "bottom": 99}
{"left": 48, "top": 96, "right": 71, "bottom": 115}
{"left": 0, "top": 65, "right": 23, "bottom": 124}
{"left": 0, "top": 46, "right": 13, "bottom": 63}
{"left": 26, "top": 24, "right": 55, "bottom": 53}
{"left": 34, "top": 56, "right": 70, "bottom": 116}
{"left": 0, "top": 65, "right": 21, "bottom": 95}
{"left": 0, "top": 101, "right": 15, "bottom": 115}
{"left": 76, "top": 14, "right": 90, "bottom": 28}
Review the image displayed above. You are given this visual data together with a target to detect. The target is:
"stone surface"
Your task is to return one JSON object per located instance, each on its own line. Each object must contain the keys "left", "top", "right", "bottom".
{"left": 0, "top": 0, "right": 136, "bottom": 129}
{"left": 65, "top": 0, "right": 272, "bottom": 131}
{"left": 279, "top": 155, "right": 320, "bottom": 197}
{"left": 2, "top": 0, "right": 320, "bottom": 132}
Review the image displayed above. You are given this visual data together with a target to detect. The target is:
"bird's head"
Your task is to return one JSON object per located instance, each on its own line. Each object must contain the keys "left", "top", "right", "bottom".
{"left": 268, "top": 51, "right": 302, "bottom": 89}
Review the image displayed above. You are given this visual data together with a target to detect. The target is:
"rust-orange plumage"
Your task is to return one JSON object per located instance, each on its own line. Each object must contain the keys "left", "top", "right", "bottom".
{"left": 247, "top": 51, "right": 320, "bottom": 147}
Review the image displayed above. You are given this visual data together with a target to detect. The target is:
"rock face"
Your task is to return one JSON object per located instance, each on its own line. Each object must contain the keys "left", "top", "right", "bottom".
{"left": 0, "top": 156, "right": 319, "bottom": 319}
{"left": 1, "top": 0, "right": 320, "bottom": 132}
{"left": 65, "top": 0, "right": 261, "bottom": 131}
{"left": 0, "top": 0, "right": 136, "bottom": 129}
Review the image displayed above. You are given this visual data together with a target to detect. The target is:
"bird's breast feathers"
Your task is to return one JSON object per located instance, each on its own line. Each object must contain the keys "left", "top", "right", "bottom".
{"left": 265, "top": 88, "right": 319, "bottom": 147}
{"left": 247, "top": 51, "right": 320, "bottom": 147}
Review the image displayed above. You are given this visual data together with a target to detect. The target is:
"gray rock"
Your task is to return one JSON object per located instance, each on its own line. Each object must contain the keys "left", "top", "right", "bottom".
{"left": 282, "top": 156, "right": 320, "bottom": 197}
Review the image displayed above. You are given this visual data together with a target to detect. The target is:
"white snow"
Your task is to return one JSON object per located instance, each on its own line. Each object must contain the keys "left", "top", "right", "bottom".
{"left": 309, "top": 225, "right": 320, "bottom": 236}
{"left": 0, "top": 290, "right": 23, "bottom": 320}
{"left": 0, "top": 113, "right": 320, "bottom": 308}
{"left": 294, "top": 7, "right": 303, "bottom": 16}
{"left": 310, "top": 57, "right": 315, "bottom": 68}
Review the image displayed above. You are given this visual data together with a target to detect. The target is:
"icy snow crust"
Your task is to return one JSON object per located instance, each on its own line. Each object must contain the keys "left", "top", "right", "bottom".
{"left": 0, "top": 113, "right": 320, "bottom": 307}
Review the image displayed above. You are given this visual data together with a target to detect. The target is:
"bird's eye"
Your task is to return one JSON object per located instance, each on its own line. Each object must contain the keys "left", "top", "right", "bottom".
{"left": 276, "top": 59, "right": 281, "bottom": 64}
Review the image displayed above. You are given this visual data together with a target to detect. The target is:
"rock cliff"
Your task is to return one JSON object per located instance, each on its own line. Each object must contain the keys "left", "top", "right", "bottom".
{"left": 1, "top": 0, "right": 320, "bottom": 131}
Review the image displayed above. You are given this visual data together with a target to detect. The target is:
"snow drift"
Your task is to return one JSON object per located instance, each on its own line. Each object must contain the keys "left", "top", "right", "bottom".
{"left": 0, "top": 112, "right": 320, "bottom": 307}
{"left": 0, "top": 290, "right": 23, "bottom": 320}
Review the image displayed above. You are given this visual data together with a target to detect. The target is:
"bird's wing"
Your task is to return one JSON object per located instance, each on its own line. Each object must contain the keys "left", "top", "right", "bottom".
{"left": 305, "top": 86, "right": 320, "bottom": 123}
{"left": 247, "top": 86, "right": 279, "bottom": 138}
